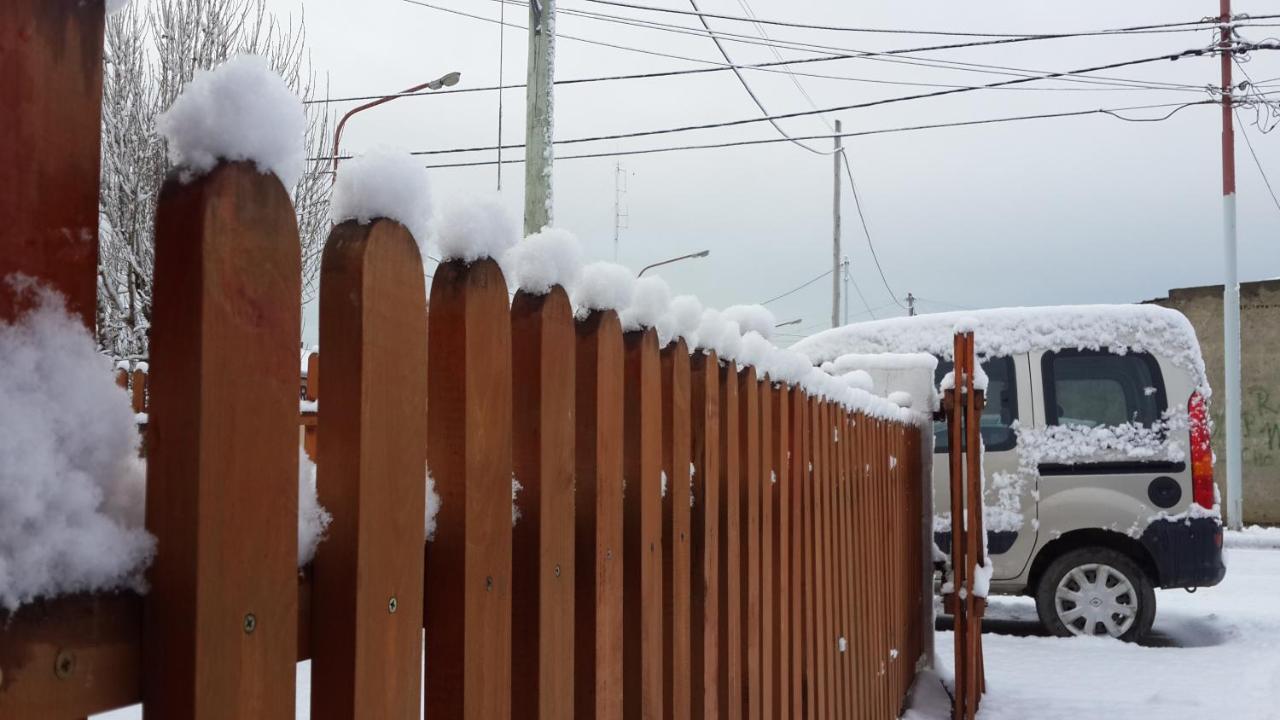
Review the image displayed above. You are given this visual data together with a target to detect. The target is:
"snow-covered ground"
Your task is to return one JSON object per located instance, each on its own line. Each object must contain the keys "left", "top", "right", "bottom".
{"left": 909, "top": 528, "right": 1280, "bottom": 720}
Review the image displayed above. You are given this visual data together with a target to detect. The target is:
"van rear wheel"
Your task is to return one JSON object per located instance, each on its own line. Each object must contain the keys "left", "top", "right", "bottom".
{"left": 1034, "top": 547, "right": 1155, "bottom": 642}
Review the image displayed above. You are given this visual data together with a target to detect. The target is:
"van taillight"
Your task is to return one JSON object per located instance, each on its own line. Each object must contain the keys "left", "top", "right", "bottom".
{"left": 1188, "top": 392, "right": 1215, "bottom": 509}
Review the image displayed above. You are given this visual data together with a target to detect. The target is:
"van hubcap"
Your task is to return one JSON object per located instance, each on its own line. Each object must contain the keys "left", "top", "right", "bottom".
{"left": 1054, "top": 563, "right": 1138, "bottom": 638}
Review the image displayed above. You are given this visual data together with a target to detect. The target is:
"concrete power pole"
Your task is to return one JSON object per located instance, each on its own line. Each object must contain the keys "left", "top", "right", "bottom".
{"left": 1219, "top": 0, "right": 1244, "bottom": 529}
{"left": 907, "top": 292, "right": 917, "bottom": 317}
{"left": 832, "top": 119, "right": 843, "bottom": 329}
{"left": 523, "top": 0, "right": 555, "bottom": 236}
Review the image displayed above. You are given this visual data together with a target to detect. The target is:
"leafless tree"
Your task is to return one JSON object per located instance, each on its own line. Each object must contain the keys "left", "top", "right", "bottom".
{"left": 98, "top": 0, "right": 331, "bottom": 359}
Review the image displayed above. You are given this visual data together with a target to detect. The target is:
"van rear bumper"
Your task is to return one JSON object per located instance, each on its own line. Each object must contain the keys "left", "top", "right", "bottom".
{"left": 1140, "top": 517, "right": 1226, "bottom": 589}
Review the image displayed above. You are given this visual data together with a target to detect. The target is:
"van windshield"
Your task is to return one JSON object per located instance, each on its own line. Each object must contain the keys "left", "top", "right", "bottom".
{"left": 934, "top": 356, "right": 1018, "bottom": 453}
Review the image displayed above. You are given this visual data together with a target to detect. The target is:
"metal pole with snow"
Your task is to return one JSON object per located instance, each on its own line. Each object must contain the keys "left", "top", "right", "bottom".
{"left": 524, "top": 0, "right": 556, "bottom": 236}
{"left": 1219, "top": 0, "right": 1244, "bottom": 529}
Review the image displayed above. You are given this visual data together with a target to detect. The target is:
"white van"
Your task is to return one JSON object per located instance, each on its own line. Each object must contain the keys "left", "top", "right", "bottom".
{"left": 794, "top": 305, "right": 1226, "bottom": 642}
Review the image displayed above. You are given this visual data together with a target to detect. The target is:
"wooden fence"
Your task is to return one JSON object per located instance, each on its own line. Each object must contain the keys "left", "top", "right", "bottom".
{"left": 0, "top": 2, "right": 934, "bottom": 718}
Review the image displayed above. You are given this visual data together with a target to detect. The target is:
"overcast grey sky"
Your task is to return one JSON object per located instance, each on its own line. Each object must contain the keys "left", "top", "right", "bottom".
{"left": 273, "top": 0, "right": 1280, "bottom": 345}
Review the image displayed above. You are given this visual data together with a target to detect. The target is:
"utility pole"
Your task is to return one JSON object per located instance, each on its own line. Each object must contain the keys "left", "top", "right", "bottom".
{"left": 1219, "top": 0, "right": 1244, "bottom": 529}
{"left": 842, "top": 257, "right": 850, "bottom": 325}
{"left": 832, "top": 119, "right": 843, "bottom": 329}
{"left": 907, "top": 292, "right": 917, "bottom": 317}
{"left": 613, "top": 161, "right": 628, "bottom": 261}
{"left": 524, "top": 0, "right": 555, "bottom": 236}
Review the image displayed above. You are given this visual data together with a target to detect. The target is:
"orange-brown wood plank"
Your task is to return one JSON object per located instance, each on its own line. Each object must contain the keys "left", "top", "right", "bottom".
{"left": 574, "top": 310, "right": 626, "bottom": 720}
{"left": 759, "top": 378, "right": 774, "bottom": 720}
{"left": 0, "top": 0, "right": 102, "bottom": 327}
{"left": 737, "top": 368, "right": 762, "bottom": 720}
{"left": 511, "top": 287, "right": 577, "bottom": 720}
{"left": 833, "top": 411, "right": 852, "bottom": 720}
{"left": 787, "top": 388, "right": 805, "bottom": 720}
{"left": 689, "top": 352, "right": 720, "bottom": 720}
{"left": 801, "top": 394, "right": 817, "bottom": 719}
{"left": 769, "top": 385, "right": 789, "bottom": 720}
{"left": 311, "top": 219, "right": 428, "bottom": 719}
{"left": 853, "top": 417, "right": 872, "bottom": 720}
{"left": 661, "top": 341, "right": 693, "bottom": 720}
{"left": 717, "top": 363, "right": 742, "bottom": 719}
{"left": 811, "top": 399, "right": 828, "bottom": 720}
{"left": 424, "top": 258, "right": 513, "bottom": 718}
{"left": 144, "top": 162, "right": 300, "bottom": 718}
{"left": 623, "top": 329, "right": 664, "bottom": 720}
{"left": 948, "top": 334, "right": 969, "bottom": 720}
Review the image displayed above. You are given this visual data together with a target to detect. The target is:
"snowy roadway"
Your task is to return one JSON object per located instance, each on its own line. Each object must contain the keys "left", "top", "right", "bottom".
{"left": 911, "top": 527, "right": 1280, "bottom": 720}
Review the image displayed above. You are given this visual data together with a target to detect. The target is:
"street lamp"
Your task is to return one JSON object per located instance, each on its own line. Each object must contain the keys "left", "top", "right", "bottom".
{"left": 637, "top": 249, "right": 710, "bottom": 277}
{"left": 775, "top": 318, "right": 802, "bottom": 328}
{"left": 331, "top": 71, "right": 461, "bottom": 176}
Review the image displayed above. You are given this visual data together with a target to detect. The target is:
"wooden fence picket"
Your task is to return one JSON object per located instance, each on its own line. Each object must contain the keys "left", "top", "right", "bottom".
{"left": 768, "top": 384, "right": 789, "bottom": 720}
{"left": 801, "top": 393, "right": 817, "bottom": 719}
{"left": 717, "top": 363, "right": 742, "bottom": 719}
{"left": 689, "top": 352, "right": 721, "bottom": 720}
{"left": 737, "top": 368, "right": 762, "bottom": 720}
{"left": 758, "top": 377, "right": 774, "bottom": 720}
{"left": 787, "top": 388, "right": 805, "bottom": 720}
{"left": 660, "top": 341, "right": 693, "bottom": 720}
{"left": 310, "top": 219, "right": 428, "bottom": 719}
{"left": 574, "top": 310, "right": 626, "bottom": 720}
{"left": 424, "top": 257, "right": 513, "bottom": 718}
{"left": 511, "top": 286, "right": 577, "bottom": 720}
{"left": 623, "top": 328, "right": 664, "bottom": 720}
{"left": 144, "top": 162, "right": 301, "bottom": 718}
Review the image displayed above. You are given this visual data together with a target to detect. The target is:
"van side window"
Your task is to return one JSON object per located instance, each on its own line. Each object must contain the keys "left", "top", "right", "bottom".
{"left": 1042, "top": 349, "right": 1166, "bottom": 428}
{"left": 934, "top": 356, "right": 1018, "bottom": 453}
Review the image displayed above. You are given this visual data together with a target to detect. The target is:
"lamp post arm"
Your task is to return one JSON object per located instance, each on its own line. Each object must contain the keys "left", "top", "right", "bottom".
{"left": 637, "top": 250, "right": 710, "bottom": 277}
{"left": 331, "top": 77, "right": 456, "bottom": 176}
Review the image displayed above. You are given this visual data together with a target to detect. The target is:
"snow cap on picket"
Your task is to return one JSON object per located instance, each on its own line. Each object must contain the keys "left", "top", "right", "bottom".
{"left": 738, "top": 331, "right": 775, "bottom": 373}
{"left": 503, "top": 227, "right": 584, "bottom": 295}
{"left": 723, "top": 304, "right": 777, "bottom": 341}
{"left": 889, "top": 390, "right": 914, "bottom": 408}
{"left": 572, "top": 261, "right": 636, "bottom": 318}
{"left": 666, "top": 294, "right": 704, "bottom": 348}
{"left": 434, "top": 193, "right": 519, "bottom": 263}
{"left": 329, "top": 148, "right": 433, "bottom": 249}
{"left": 842, "top": 369, "right": 875, "bottom": 393}
{"left": 157, "top": 54, "right": 306, "bottom": 188}
{"left": 692, "top": 309, "right": 738, "bottom": 360}
{"left": 620, "top": 276, "right": 672, "bottom": 334}
{"left": 768, "top": 347, "right": 815, "bottom": 386}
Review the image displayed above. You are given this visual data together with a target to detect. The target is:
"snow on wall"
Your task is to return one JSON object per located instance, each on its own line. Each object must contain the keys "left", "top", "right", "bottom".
{"left": 0, "top": 281, "right": 155, "bottom": 611}
{"left": 572, "top": 261, "right": 635, "bottom": 319}
{"left": 722, "top": 304, "right": 776, "bottom": 341}
{"left": 433, "top": 193, "right": 519, "bottom": 264}
{"left": 794, "top": 304, "right": 1209, "bottom": 395}
{"left": 501, "top": 226, "right": 583, "bottom": 296}
{"left": 329, "top": 148, "right": 433, "bottom": 248}
{"left": 156, "top": 55, "right": 306, "bottom": 188}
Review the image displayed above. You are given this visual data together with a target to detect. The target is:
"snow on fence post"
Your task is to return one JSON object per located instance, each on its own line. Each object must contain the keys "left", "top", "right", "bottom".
{"left": 510, "top": 285, "right": 577, "bottom": 720}
{"left": 716, "top": 361, "right": 742, "bottom": 719}
{"left": 144, "top": 161, "right": 301, "bottom": 717}
{"left": 659, "top": 339, "right": 692, "bottom": 720}
{"left": 757, "top": 376, "right": 774, "bottom": 720}
{"left": 786, "top": 386, "right": 805, "bottom": 720}
{"left": 424, "top": 257, "right": 513, "bottom": 718}
{"left": 688, "top": 350, "right": 720, "bottom": 720}
{"left": 573, "top": 308, "right": 625, "bottom": 720}
{"left": 621, "top": 327, "right": 664, "bottom": 720}
{"left": 0, "top": 0, "right": 102, "bottom": 328}
{"left": 769, "top": 383, "right": 791, "bottom": 720}
{"left": 309, "top": 218, "right": 428, "bottom": 719}
{"left": 736, "top": 366, "right": 761, "bottom": 720}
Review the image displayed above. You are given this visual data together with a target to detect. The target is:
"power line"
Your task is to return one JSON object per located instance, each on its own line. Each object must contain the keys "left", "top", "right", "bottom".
{"left": 840, "top": 155, "right": 905, "bottom": 309}
{"left": 761, "top": 268, "right": 835, "bottom": 305}
{"left": 585, "top": 0, "right": 1271, "bottom": 38}
{"left": 1234, "top": 106, "right": 1280, "bottom": 213}
{"left": 384, "top": 101, "right": 1213, "bottom": 169}
{"left": 403, "top": 0, "right": 1210, "bottom": 95}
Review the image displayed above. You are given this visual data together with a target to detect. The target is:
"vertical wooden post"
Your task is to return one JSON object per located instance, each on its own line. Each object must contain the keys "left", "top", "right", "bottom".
{"left": 814, "top": 400, "right": 831, "bottom": 720}
{"left": 737, "top": 367, "right": 761, "bottom": 720}
{"left": 425, "top": 257, "right": 513, "bottom": 718}
{"left": 769, "top": 385, "right": 789, "bottom": 720}
{"left": 511, "top": 287, "right": 576, "bottom": 720}
{"left": 623, "top": 328, "right": 664, "bottom": 720}
{"left": 0, "top": 0, "right": 103, "bottom": 327}
{"left": 661, "top": 341, "right": 692, "bottom": 720}
{"left": 144, "top": 163, "right": 300, "bottom": 717}
{"left": 758, "top": 378, "right": 774, "bottom": 720}
{"left": 689, "top": 352, "right": 720, "bottom": 720}
{"left": 311, "top": 219, "right": 428, "bottom": 719}
{"left": 801, "top": 394, "right": 817, "bottom": 719}
{"left": 832, "top": 410, "right": 850, "bottom": 720}
{"left": 787, "top": 388, "right": 804, "bottom": 720}
{"left": 716, "top": 363, "right": 741, "bottom": 720}
{"left": 948, "top": 335, "right": 968, "bottom": 720}
{"left": 853, "top": 415, "right": 870, "bottom": 720}
{"left": 575, "top": 310, "right": 625, "bottom": 720}
{"left": 303, "top": 352, "right": 320, "bottom": 459}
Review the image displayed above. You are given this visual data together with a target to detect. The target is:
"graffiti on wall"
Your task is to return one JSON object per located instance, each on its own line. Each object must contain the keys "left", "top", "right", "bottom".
{"left": 1211, "top": 386, "right": 1280, "bottom": 467}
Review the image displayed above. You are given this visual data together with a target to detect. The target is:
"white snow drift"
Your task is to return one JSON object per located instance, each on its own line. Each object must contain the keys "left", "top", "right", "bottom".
{"left": 329, "top": 148, "right": 433, "bottom": 248}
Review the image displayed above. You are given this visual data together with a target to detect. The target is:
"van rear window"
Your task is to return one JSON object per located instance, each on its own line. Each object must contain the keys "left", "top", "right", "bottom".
{"left": 1042, "top": 349, "right": 1166, "bottom": 428}
{"left": 934, "top": 356, "right": 1018, "bottom": 453}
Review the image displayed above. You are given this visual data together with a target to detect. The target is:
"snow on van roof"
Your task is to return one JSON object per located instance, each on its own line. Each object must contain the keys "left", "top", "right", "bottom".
{"left": 793, "top": 304, "right": 1209, "bottom": 394}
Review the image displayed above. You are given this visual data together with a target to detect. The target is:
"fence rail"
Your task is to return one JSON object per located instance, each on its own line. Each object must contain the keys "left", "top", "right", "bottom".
{"left": 0, "top": 2, "right": 935, "bottom": 718}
